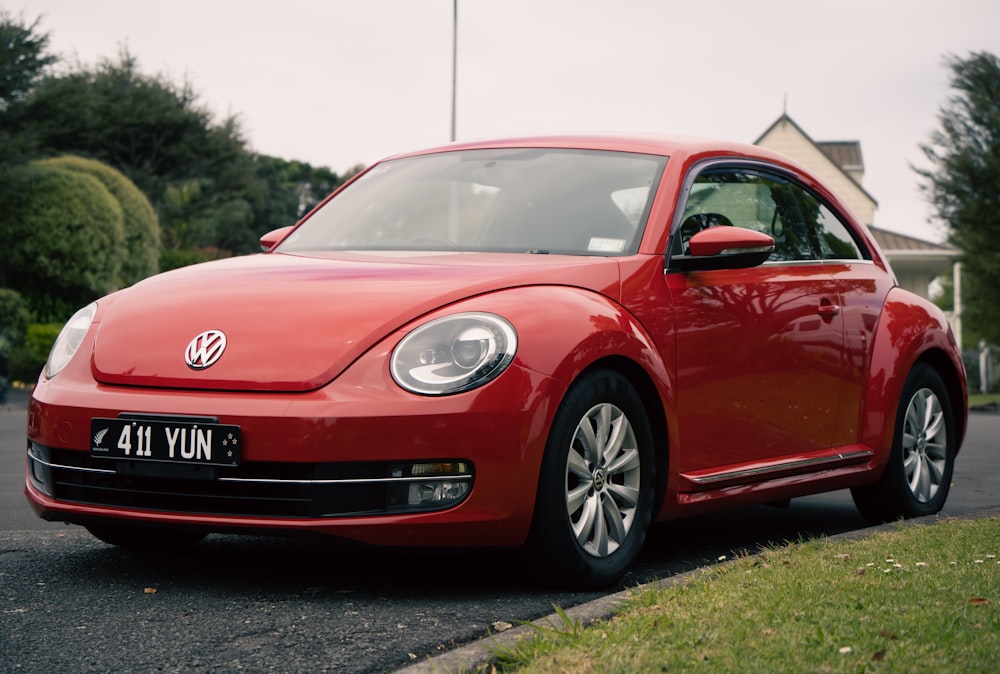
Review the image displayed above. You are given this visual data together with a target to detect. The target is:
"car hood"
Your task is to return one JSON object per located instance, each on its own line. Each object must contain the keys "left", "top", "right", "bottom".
{"left": 91, "top": 251, "right": 622, "bottom": 392}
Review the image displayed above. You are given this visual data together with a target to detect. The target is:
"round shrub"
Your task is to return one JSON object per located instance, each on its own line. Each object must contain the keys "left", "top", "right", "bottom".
{"left": 35, "top": 155, "right": 160, "bottom": 284}
{"left": 0, "top": 161, "right": 127, "bottom": 321}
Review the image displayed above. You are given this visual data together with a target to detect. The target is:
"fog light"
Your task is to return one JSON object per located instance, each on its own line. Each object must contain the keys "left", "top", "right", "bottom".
{"left": 387, "top": 460, "right": 473, "bottom": 511}
{"left": 408, "top": 480, "right": 470, "bottom": 506}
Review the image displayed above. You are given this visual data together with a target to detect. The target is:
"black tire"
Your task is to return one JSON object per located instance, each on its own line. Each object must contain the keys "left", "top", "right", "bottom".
{"left": 852, "top": 362, "right": 956, "bottom": 523}
{"left": 525, "top": 369, "right": 655, "bottom": 589}
{"left": 85, "top": 523, "right": 206, "bottom": 551}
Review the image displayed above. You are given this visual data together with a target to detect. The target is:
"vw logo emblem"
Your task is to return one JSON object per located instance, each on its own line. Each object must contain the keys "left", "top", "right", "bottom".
{"left": 592, "top": 467, "right": 607, "bottom": 492}
{"left": 185, "top": 330, "right": 227, "bottom": 370}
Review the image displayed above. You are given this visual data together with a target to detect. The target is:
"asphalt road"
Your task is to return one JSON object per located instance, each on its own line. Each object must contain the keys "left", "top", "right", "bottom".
{"left": 2, "top": 388, "right": 997, "bottom": 673}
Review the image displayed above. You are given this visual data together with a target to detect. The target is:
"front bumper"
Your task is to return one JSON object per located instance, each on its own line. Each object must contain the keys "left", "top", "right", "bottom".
{"left": 25, "top": 363, "right": 557, "bottom": 549}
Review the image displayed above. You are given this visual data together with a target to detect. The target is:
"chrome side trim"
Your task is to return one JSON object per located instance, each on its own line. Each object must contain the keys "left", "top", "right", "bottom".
{"left": 687, "top": 450, "right": 874, "bottom": 485}
{"left": 28, "top": 453, "right": 116, "bottom": 475}
{"left": 28, "top": 451, "right": 472, "bottom": 485}
{"left": 759, "top": 259, "right": 875, "bottom": 268}
{"left": 218, "top": 475, "right": 473, "bottom": 485}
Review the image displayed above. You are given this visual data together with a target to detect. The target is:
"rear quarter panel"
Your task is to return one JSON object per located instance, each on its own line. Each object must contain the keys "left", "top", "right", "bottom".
{"left": 862, "top": 288, "right": 967, "bottom": 469}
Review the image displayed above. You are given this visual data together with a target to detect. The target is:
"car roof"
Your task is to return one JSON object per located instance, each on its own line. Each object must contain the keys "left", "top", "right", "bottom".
{"left": 384, "top": 133, "right": 799, "bottom": 168}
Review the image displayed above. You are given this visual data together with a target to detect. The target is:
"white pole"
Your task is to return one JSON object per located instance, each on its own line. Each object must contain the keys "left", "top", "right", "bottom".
{"left": 953, "top": 261, "right": 963, "bottom": 349}
{"left": 450, "top": 0, "right": 457, "bottom": 142}
{"left": 979, "top": 340, "right": 990, "bottom": 394}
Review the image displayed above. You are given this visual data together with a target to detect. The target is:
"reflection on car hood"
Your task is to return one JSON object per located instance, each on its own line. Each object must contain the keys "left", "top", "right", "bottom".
{"left": 91, "top": 251, "right": 622, "bottom": 392}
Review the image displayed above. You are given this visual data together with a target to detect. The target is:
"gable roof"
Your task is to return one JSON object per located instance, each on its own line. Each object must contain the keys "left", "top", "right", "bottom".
{"left": 754, "top": 113, "right": 878, "bottom": 208}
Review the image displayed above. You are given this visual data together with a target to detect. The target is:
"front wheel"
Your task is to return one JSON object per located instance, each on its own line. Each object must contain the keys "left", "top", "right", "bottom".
{"left": 852, "top": 363, "right": 956, "bottom": 523}
{"left": 526, "top": 369, "right": 655, "bottom": 589}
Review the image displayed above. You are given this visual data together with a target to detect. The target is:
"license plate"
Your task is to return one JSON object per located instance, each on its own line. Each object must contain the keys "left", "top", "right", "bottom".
{"left": 90, "top": 416, "right": 241, "bottom": 467}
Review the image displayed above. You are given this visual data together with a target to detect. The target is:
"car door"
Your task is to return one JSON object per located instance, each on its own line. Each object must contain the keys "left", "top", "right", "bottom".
{"left": 795, "top": 191, "right": 889, "bottom": 447}
{"left": 665, "top": 165, "right": 855, "bottom": 484}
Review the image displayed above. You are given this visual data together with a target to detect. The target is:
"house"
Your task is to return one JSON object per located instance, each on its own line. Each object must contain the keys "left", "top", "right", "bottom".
{"left": 754, "top": 114, "right": 962, "bottom": 342}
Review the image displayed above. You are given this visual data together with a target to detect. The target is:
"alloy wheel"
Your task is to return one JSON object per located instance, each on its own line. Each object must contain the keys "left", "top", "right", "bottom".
{"left": 902, "top": 387, "right": 948, "bottom": 503}
{"left": 564, "top": 403, "right": 642, "bottom": 557}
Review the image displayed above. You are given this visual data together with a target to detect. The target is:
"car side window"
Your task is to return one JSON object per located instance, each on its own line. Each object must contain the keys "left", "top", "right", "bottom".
{"left": 677, "top": 168, "right": 864, "bottom": 262}
{"left": 811, "top": 201, "right": 866, "bottom": 260}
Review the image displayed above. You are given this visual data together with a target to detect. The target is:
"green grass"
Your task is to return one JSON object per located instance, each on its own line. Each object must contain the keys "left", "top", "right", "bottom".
{"left": 488, "top": 518, "right": 999, "bottom": 673}
{"left": 969, "top": 392, "right": 1000, "bottom": 408}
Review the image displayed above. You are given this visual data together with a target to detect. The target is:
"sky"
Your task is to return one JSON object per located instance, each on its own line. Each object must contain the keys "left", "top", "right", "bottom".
{"left": 12, "top": 0, "right": 1000, "bottom": 243}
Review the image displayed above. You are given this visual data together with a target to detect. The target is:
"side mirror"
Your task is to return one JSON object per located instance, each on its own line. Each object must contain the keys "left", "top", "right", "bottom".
{"left": 670, "top": 227, "right": 774, "bottom": 272}
{"left": 259, "top": 226, "right": 294, "bottom": 252}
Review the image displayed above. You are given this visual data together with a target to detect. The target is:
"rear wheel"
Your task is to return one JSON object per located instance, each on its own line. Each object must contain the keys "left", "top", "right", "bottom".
{"left": 85, "top": 523, "right": 206, "bottom": 550}
{"left": 852, "top": 363, "right": 955, "bottom": 523}
{"left": 526, "top": 369, "right": 655, "bottom": 589}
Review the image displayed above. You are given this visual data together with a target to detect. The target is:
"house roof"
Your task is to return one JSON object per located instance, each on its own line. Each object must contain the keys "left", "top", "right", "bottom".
{"left": 870, "top": 226, "right": 958, "bottom": 278}
{"left": 869, "top": 226, "right": 958, "bottom": 254}
{"left": 754, "top": 113, "right": 878, "bottom": 208}
{"left": 817, "top": 142, "right": 863, "bottom": 171}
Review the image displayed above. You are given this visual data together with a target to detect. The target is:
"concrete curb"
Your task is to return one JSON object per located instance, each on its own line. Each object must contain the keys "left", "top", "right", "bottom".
{"left": 396, "top": 505, "right": 1000, "bottom": 673}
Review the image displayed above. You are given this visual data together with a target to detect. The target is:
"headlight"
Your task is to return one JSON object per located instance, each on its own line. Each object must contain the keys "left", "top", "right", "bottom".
{"left": 391, "top": 312, "right": 517, "bottom": 395}
{"left": 45, "top": 302, "right": 97, "bottom": 378}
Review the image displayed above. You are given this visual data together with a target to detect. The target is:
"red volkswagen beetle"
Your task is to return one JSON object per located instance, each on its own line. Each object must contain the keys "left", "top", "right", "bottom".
{"left": 26, "top": 135, "right": 967, "bottom": 588}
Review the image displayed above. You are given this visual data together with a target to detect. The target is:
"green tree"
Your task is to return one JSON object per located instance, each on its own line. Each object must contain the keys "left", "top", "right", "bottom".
{"left": 918, "top": 51, "right": 1000, "bottom": 346}
{"left": 0, "top": 158, "right": 128, "bottom": 321}
{"left": 254, "top": 155, "right": 343, "bottom": 227}
{"left": 4, "top": 34, "right": 350, "bottom": 266}
{"left": 9, "top": 49, "right": 214, "bottom": 192}
{"left": 6, "top": 49, "right": 266, "bottom": 255}
{"left": 0, "top": 11, "right": 56, "bottom": 110}
{"left": 0, "top": 11, "right": 55, "bottom": 107}
{"left": 0, "top": 11, "right": 55, "bottom": 171}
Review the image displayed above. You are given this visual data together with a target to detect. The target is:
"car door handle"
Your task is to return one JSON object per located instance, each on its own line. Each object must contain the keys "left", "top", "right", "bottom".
{"left": 817, "top": 303, "right": 840, "bottom": 319}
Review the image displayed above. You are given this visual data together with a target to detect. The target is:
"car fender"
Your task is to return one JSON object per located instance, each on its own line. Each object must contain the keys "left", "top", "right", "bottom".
{"left": 862, "top": 287, "right": 966, "bottom": 465}
{"left": 452, "top": 284, "right": 672, "bottom": 397}
{"left": 446, "top": 281, "right": 673, "bottom": 445}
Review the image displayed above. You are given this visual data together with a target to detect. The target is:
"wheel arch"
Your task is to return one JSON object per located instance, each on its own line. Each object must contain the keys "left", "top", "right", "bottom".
{"left": 852, "top": 357, "right": 961, "bottom": 523}
{"left": 914, "top": 347, "right": 968, "bottom": 452}
{"left": 469, "top": 285, "right": 676, "bottom": 526}
{"left": 862, "top": 288, "right": 968, "bottom": 461}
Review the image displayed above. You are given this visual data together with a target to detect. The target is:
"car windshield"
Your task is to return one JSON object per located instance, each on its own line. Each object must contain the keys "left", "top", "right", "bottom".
{"left": 275, "top": 148, "right": 667, "bottom": 256}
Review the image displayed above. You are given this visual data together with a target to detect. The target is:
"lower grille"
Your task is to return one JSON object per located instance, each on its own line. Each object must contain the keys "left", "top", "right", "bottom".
{"left": 28, "top": 444, "right": 472, "bottom": 518}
